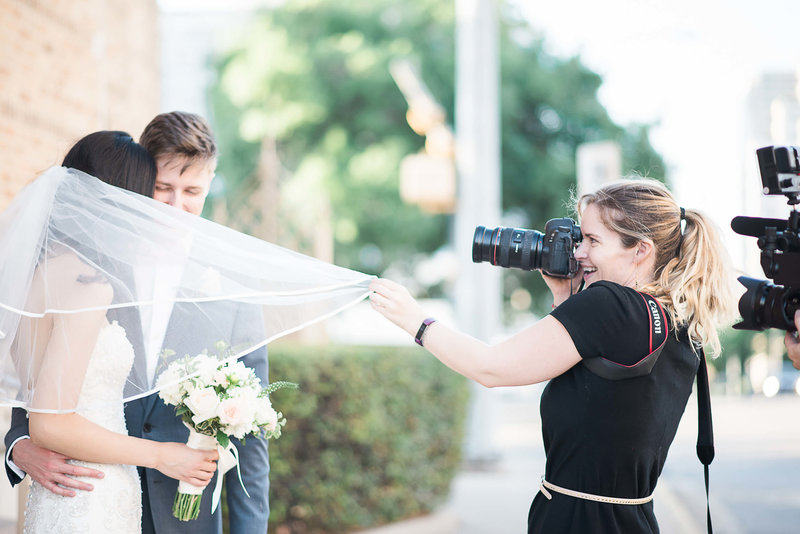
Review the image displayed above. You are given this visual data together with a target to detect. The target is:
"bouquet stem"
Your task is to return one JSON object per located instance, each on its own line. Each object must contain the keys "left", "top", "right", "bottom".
{"left": 173, "top": 492, "right": 202, "bottom": 521}
{"left": 172, "top": 428, "right": 218, "bottom": 521}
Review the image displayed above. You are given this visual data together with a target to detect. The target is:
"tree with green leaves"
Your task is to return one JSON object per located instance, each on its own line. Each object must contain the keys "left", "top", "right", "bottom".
{"left": 209, "top": 0, "right": 665, "bottom": 315}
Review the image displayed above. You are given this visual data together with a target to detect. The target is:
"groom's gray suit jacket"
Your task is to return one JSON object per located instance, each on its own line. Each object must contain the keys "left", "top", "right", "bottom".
{"left": 4, "top": 296, "right": 270, "bottom": 534}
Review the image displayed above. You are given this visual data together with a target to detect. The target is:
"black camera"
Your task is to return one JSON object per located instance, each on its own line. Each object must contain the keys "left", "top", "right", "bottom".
{"left": 472, "top": 218, "right": 581, "bottom": 278}
{"left": 732, "top": 145, "right": 800, "bottom": 332}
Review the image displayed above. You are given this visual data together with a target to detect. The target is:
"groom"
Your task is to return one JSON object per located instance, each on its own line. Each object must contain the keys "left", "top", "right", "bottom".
{"left": 3, "top": 111, "right": 270, "bottom": 533}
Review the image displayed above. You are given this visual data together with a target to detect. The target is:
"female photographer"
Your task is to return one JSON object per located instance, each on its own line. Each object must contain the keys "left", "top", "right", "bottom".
{"left": 369, "top": 178, "right": 735, "bottom": 533}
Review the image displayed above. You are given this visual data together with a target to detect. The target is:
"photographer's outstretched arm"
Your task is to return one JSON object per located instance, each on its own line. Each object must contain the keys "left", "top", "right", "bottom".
{"left": 786, "top": 310, "right": 800, "bottom": 370}
{"left": 369, "top": 279, "right": 581, "bottom": 387}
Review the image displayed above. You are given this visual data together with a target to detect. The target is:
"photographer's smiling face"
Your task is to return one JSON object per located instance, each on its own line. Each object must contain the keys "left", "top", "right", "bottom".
{"left": 575, "top": 203, "right": 653, "bottom": 288}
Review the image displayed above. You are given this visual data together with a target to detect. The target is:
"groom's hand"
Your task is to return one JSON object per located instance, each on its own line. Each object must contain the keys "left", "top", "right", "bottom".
{"left": 11, "top": 438, "right": 104, "bottom": 497}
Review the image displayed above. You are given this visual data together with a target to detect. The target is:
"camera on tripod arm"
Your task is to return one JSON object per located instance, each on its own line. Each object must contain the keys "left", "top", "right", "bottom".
{"left": 732, "top": 145, "right": 800, "bottom": 332}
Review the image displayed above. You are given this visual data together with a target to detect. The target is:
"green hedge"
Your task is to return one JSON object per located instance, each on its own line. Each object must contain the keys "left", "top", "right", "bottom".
{"left": 265, "top": 344, "right": 470, "bottom": 533}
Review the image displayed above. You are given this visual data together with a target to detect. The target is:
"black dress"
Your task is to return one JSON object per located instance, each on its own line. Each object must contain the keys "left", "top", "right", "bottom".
{"left": 528, "top": 281, "right": 699, "bottom": 534}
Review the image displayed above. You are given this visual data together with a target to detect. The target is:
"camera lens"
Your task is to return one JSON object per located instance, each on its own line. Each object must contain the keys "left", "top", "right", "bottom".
{"left": 471, "top": 226, "right": 544, "bottom": 271}
{"left": 735, "top": 276, "right": 800, "bottom": 332}
{"left": 472, "top": 226, "right": 496, "bottom": 264}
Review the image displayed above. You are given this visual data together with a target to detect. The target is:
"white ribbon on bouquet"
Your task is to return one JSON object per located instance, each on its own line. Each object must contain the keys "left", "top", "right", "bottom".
{"left": 181, "top": 426, "right": 248, "bottom": 514}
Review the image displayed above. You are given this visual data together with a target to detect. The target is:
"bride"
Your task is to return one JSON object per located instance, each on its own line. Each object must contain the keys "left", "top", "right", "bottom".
{"left": 12, "top": 132, "right": 218, "bottom": 533}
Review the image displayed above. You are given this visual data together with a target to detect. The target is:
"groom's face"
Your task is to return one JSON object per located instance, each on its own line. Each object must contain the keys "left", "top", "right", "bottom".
{"left": 153, "top": 156, "right": 216, "bottom": 216}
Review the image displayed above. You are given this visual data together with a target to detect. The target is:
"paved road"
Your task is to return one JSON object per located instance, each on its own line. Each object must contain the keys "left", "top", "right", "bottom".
{"left": 441, "top": 387, "right": 800, "bottom": 534}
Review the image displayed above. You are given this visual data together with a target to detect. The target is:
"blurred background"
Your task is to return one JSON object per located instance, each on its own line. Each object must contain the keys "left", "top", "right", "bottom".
{"left": 1, "top": 0, "right": 799, "bottom": 532}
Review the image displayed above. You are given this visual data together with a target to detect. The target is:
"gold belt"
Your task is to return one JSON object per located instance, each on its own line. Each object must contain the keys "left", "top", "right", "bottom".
{"left": 539, "top": 477, "right": 654, "bottom": 506}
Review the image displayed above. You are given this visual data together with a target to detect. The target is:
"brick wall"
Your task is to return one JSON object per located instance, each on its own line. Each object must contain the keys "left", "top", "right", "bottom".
{"left": 0, "top": 0, "right": 159, "bottom": 210}
{"left": 0, "top": 2, "right": 159, "bottom": 526}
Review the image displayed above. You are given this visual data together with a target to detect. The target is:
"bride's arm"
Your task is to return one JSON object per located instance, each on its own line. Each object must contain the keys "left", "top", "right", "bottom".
{"left": 27, "top": 264, "right": 217, "bottom": 486}
{"left": 29, "top": 413, "right": 217, "bottom": 486}
{"left": 28, "top": 300, "right": 218, "bottom": 485}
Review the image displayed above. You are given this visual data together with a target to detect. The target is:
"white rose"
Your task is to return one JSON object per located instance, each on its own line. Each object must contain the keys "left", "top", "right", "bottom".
{"left": 193, "top": 355, "right": 221, "bottom": 385}
{"left": 225, "top": 422, "right": 255, "bottom": 440}
{"left": 236, "top": 386, "right": 259, "bottom": 402}
{"left": 255, "top": 397, "right": 279, "bottom": 432}
{"left": 159, "top": 384, "right": 182, "bottom": 406}
{"left": 217, "top": 395, "right": 257, "bottom": 429}
{"left": 212, "top": 369, "right": 229, "bottom": 387}
{"left": 229, "top": 361, "right": 255, "bottom": 385}
{"left": 183, "top": 380, "right": 197, "bottom": 396}
{"left": 185, "top": 387, "right": 221, "bottom": 424}
{"left": 156, "top": 367, "right": 184, "bottom": 406}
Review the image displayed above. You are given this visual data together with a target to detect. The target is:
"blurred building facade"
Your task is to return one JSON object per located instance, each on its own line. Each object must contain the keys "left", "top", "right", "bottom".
{"left": 0, "top": 0, "right": 159, "bottom": 210}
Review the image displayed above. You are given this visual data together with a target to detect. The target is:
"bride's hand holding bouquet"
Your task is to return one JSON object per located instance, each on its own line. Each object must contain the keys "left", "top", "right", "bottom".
{"left": 156, "top": 344, "right": 296, "bottom": 521}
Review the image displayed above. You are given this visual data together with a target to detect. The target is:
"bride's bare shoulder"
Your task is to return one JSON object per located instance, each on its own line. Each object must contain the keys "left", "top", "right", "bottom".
{"left": 33, "top": 252, "right": 113, "bottom": 309}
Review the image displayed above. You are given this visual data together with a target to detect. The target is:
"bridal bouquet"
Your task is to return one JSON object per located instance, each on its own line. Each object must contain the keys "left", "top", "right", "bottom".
{"left": 156, "top": 343, "right": 296, "bottom": 521}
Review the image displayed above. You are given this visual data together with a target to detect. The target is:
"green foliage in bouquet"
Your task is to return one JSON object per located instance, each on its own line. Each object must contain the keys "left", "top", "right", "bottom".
{"left": 264, "top": 344, "right": 470, "bottom": 534}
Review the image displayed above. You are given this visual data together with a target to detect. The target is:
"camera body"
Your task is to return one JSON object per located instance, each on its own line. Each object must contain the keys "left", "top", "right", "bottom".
{"left": 472, "top": 217, "right": 581, "bottom": 278}
{"left": 732, "top": 145, "right": 800, "bottom": 332}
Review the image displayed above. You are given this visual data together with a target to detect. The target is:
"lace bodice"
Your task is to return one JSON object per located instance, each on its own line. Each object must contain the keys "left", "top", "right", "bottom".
{"left": 75, "top": 321, "right": 135, "bottom": 430}
{"left": 24, "top": 321, "right": 142, "bottom": 533}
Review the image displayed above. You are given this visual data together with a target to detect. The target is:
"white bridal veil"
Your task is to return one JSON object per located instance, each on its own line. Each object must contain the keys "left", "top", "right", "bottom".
{"left": 0, "top": 166, "right": 373, "bottom": 413}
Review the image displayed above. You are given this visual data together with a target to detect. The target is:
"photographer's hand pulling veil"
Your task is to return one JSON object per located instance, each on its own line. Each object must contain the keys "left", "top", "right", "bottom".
{"left": 0, "top": 166, "right": 373, "bottom": 414}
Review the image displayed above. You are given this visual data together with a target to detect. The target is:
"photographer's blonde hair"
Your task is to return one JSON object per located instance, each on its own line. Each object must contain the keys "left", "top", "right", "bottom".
{"left": 577, "top": 178, "right": 735, "bottom": 357}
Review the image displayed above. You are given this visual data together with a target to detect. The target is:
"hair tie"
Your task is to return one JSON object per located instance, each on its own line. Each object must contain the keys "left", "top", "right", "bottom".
{"left": 675, "top": 207, "right": 686, "bottom": 257}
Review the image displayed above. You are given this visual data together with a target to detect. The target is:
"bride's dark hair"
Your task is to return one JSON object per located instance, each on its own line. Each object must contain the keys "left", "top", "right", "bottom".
{"left": 54, "top": 131, "right": 156, "bottom": 291}
{"left": 62, "top": 130, "right": 156, "bottom": 197}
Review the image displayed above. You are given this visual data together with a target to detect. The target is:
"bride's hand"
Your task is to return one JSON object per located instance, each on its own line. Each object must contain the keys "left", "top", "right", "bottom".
{"left": 155, "top": 442, "right": 219, "bottom": 486}
{"left": 369, "top": 278, "right": 427, "bottom": 336}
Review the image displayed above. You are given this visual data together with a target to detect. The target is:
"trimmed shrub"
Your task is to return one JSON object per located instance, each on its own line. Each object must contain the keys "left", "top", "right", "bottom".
{"left": 265, "top": 344, "right": 470, "bottom": 534}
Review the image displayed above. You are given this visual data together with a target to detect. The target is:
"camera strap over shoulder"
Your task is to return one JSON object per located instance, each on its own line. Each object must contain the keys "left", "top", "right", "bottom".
{"left": 579, "top": 290, "right": 715, "bottom": 533}
{"left": 582, "top": 292, "right": 668, "bottom": 380}
{"left": 697, "top": 347, "right": 715, "bottom": 534}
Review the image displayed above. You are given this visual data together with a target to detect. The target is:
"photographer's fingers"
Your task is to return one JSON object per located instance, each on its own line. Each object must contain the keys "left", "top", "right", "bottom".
{"left": 786, "top": 312, "right": 800, "bottom": 370}
{"left": 786, "top": 331, "right": 800, "bottom": 370}
{"left": 369, "top": 278, "right": 407, "bottom": 305}
{"left": 369, "top": 279, "right": 425, "bottom": 334}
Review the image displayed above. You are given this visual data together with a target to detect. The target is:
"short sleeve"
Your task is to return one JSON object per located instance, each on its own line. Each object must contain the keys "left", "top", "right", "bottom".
{"left": 550, "top": 281, "right": 666, "bottom": 366}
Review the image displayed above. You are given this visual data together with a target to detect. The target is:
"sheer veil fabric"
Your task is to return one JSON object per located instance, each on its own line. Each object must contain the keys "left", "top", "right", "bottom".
{"left": 0, "top": 166, "right": 373, "bottom": 413}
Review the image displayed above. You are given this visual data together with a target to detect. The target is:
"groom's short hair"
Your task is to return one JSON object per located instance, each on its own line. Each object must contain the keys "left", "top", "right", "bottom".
{"left": 139, "top": 111, "right": 217, "bottom": 173}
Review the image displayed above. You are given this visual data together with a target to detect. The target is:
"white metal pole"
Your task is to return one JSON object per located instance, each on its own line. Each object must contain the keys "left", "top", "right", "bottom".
{"left": 454, "top": 0, "right": 502, "bottom": 462}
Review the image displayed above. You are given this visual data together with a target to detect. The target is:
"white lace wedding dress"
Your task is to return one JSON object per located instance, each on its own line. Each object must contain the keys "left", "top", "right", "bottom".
{"left": 24, "top": 321, "right": 142, "bottom": 533}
